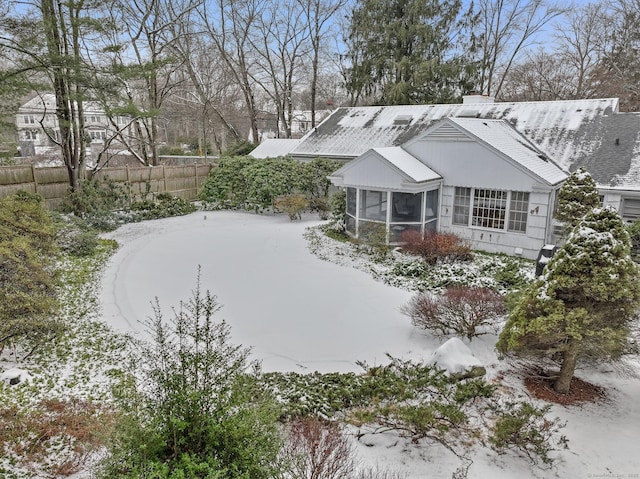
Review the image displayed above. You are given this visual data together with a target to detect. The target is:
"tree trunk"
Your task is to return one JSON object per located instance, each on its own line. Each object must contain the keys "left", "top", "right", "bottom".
{"left": 555, "top": 340, "right": 578, "bottom": 394}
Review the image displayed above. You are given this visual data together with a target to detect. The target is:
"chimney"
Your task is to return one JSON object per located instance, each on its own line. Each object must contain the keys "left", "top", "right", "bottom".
{"left": 462, "top": 93, "right": 495, "bottom": 105}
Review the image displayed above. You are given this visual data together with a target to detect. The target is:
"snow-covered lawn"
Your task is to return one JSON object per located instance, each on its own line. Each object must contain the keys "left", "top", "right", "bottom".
{"left": 98, "top": 211, "right": 640, "bottom": 479}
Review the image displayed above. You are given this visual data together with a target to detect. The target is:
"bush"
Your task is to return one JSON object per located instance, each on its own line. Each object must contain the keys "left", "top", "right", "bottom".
{"left": 100, "top": 275, "right": 282, "bottom": 479}
{"left": 53, "top": 214, "right": 100, "bottom": 257}
{"left": 198, "top": 156, "right": 255, "bottom": 209}
{"left": 489, "top": 401, "right": 568, "bottom": 466}
{"left": 401, "top": 230, "right": 472, "bottom": 264}
{"left": 222, "top": 140, "right": 256, "bottom": 157}
{"left": 274, "top": 194, "right": 309, "bottom": 221}
{"left": 627, "top": 220, "right": 640, "bottom": 262}
{"left": 329, "top": 190, "right": 346, "bottom": 225}
{"left": 0, "top": 191, "right": 63, "bottom": 354}
{"left": 401, "top": 286, "right": 505, "bottom": 340}
{"left": 61, "top": 178, "right": 132, "bottom": 216}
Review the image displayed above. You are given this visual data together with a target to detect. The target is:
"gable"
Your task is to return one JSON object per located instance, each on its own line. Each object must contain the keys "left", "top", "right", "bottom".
{"left": 403, "top": 118, "right": 567, "bottom": 188}
{"left": 330, "top": 148, "right": 441, "bottom": 190}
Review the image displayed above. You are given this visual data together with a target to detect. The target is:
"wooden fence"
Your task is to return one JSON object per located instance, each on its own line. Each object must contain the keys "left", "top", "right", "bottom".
{"left": 0, "top": 163, "right": 214, "bottom": 209}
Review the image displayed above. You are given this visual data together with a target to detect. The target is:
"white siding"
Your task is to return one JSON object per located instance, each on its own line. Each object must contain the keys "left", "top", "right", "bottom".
{"left": 438, "top": 185, "right": 554, "bottom": 259}
{"left": 404, "top": 139, "right": 538, "bottom": 191}
{"left": 339, "top": 153, "right": 409, "bottom": 190}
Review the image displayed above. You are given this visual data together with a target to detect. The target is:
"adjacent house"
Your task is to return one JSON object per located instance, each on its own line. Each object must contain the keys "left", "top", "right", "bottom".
{"left": 16, "top": 93, "right": 132, "bottom": 159}
{"left": 257, "top": 94, "right": 640, "bottom": 259}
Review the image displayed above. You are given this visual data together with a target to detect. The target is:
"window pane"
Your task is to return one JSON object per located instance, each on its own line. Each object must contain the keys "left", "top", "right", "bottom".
{"left": 346, "top": 188, "right": 356, "bottom": 216}
{"left": 426, "top": 190, "right": 438, "bottom": 220}
{"left": 360, "top": 190, "right": 387, "bottom": 221}
{"left": 346, "top": 215, "right": 356, "bottom": 234}
{"left": 392, "top": 192, "right": 422, "bottom": 222}
{"left": 623, "top": 198, "right": 640, "bottom": 222}
{"left": 508, "top": 191, "right": 529, "bottom": 232}
{"left": 472, "top": 189, "right": 507, "bottom": 229}
{"left": 453, "top": 187, "right": 471, "bottom": 225}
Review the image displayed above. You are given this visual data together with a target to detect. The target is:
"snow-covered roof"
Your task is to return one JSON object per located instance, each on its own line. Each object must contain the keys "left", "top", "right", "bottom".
{"left": 442, "top": 118, "right": 568, "bottom": 185}
{"left": 291, "top": 98, "right": 618, "bottom": 161}
{"left": 371, "top": 147, "right": 441, "bottom": 183}
{"left": 249, "top": 139, "right": 301, "bottom": 159}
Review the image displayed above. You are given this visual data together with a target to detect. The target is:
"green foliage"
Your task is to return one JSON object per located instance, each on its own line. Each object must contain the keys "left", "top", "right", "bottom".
{"left": 489, "top": 402, "right": 568, "bottom": 466}
{"left": 0, "top": 192, "right": 63, "bottom": 351}
{"left": 100, "top": 276, "right": 281, "bottom": 479}
{"left": 345, "top": 0, "right": 477, "bottom": 105}
{"left": 329, "top": 190, "right": 347, "bottom": 225}
{"left": 62, "top": 178, "right": 132, "bottom": 217}
{"left": 627, "top": 219, "right": 640, "bottom": 262}
{"left": 199, "top": 157, "right": 341, "bottom": 215}
{"left": 498, "top": 207, "right": 640, "bottom": 390}
{"left": 222, "top": 140, "right": 256, "bottom": 157}
{"left": 129, "top": 193, "right": 197, "bottom": 220}
{"left": 53, "top": 213, "right": 100, "bottom": 257}
{"left": 555, "top": 167, "right": 601, "bottom": 231}
{"left": 199, "top": 156, "right": 255, "bottom": 209}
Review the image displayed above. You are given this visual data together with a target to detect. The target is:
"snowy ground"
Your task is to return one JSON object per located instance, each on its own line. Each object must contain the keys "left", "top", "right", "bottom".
{"left": 99, "top": 211, "right": 640, "bottom": 479}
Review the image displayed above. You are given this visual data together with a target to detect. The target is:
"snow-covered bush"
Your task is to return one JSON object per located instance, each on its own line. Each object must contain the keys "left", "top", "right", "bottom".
{"left": 400, "top": 230, "right": 472, "bottom": 264}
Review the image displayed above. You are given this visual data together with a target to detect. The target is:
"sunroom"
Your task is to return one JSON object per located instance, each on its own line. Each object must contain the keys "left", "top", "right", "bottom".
{"left": 329, "top": 147, "right": 443, "bottom": 244}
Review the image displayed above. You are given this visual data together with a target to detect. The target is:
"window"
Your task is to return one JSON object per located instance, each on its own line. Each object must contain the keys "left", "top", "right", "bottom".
{"left": 359, "top": 190, "right": 387, "bottom": 221}
{"left": 24, "top": 115, "right": 35, "bottom": 124}
{"left": 453, "top": 187, "right": 471, "bottom": 225}
{"left": 508, "top": 192, "right": 529, "bottom": 232}
{"left": 346, "top": 188, "right": 357, "bottom": 216}
{"left": 473, "top": 189, "right": 507, "bottom": 229}
{"left": 391, "top": 192, "right": 422, "bottom": 222}
{"left": 622, "top": 198, "right": 640, "bottom": 222}
{"left": 24, "top": 131, "right": 37, "bottom": 140}
{"left": 454, "top": 187, "right": 529, "bottom": 232}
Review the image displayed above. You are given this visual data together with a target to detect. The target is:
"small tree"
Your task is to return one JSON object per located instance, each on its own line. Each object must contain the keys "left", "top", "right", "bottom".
{"left": 0, "top": 192, "right": 62, "bottom": 355}
{"left": 498, "top": 207, "right": 640, "bottom": 393}
{"left": 101, "top": 274, "right": 282, "bottom": 478}
{"left": 555, "top": 167, "right": 601, "bottom": 231}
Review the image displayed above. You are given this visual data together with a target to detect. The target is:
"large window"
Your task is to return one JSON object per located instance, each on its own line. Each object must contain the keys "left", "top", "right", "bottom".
{"left": 346, "top": 187, "right": 357, "bottom": 216}
{"left": 453, "top": 187, "right": 529, "bottom": 233}
{"left": 473, "top": 189, "right": 507, "bottom": 229}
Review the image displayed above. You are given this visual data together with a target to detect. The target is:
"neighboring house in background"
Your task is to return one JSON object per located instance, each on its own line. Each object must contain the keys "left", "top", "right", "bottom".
{"left": 16, "top": 93, "right": 132, "bottom": 160}
{"left": 253, "top": 94, "right": 640, "bottom": 258}
{"left": 279, "top": 110, "right": 332, "bottom": 138}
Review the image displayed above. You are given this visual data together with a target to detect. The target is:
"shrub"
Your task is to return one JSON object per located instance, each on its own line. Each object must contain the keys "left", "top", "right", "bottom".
{"left": 279, "top": 417, "right": 355, "bottom": 479}
{"left": 401, "top": 230, "right": 472, "bottom": 264}
{"left": 309, "top": 196, "right": 330, "bottom": 220}
{"left": 329, "top": 190, "right": 346, "bottom": 225}
{"left": 489, "top": 401, "right": 568, "bottom": 466}
{"left": 198, "top": 156, "right": 255, "bottom": 209}
{"left": 275, "top": 194, "right": 309, "bottom": 221}
{"left": 222, "top": 140, "right": 256, "bottom": 157}
{"left": 100, "top": 275, "right": 282, "bottom": 479}
{"left": 401, "top": 286, "right": 505, "bottom": 340}
{"left": 61, "top": 178, "right": 132, "bottom": 216}
{"left": 53, "top": 214, "right": 100, "bottom": 257}
{"left": 627, "top": 219, "right": 640, "bottom": 262}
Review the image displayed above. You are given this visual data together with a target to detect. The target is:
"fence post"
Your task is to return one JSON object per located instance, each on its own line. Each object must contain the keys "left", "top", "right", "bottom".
{"left": 31, "top": 164, "right": 39, "bottom": 195}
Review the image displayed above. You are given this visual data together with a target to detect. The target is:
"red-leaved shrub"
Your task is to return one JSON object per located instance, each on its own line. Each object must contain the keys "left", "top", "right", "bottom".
{"left": 400, "top": 230, "right": 472, "bottom": 264}
{"left": 402, "top": 286, "right": 505, "bottom": 340}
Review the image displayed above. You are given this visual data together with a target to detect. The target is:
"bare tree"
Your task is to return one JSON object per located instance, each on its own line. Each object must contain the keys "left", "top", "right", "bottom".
{"left": 251, "top": 0, "right": 311, "bottom": 138}
{"left": 475, "top": 0, "right": 566, "bottom": 98}
{"left": 297, "top": 0, "right": 347, "bottom": 127}
{"left": 553, "top": 2, "right": 606, "bottom": 99}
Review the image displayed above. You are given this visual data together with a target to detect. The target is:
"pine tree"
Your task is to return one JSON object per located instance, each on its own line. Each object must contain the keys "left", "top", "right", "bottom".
{"left": 344, "top": 0, "right": 477, "bottom": 105}
{"left": 497, "top": 206, "right": 640, "bottom": 394}
{"left": 555, "top": 167, "right": 601, "bottom": 231}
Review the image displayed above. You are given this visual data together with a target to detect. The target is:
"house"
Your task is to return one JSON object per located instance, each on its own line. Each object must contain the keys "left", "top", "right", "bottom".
{"left": 328, "top": 117, "right": 568, "bottom": 259}
{"left": 16, "top": 93, "right": 131, "bottom": 159}
{"left": 253, "top": 94, "right": 640, "bottom": 259}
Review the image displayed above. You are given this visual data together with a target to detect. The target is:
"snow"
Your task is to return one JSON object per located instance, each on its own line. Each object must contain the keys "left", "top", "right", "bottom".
{"left": 427, "top": 337, "right": 483, "bottom": 375}
{"left": 97, "top": 211, "right": 640, "bottom": 479}
{"left": 100, "top": 211, "right": 428, "bottom": 373}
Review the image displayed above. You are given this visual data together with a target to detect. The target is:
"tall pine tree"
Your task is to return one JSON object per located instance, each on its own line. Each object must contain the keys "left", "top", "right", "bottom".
{"left": 498, "top": 207, "right": 640, "bottom": 393}
{"left": 344, "top": 0, "right": 478, "bottom": 105}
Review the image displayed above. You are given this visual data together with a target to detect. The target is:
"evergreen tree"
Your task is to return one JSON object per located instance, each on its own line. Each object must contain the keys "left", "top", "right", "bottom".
{"left": 344, "top": 0, "right": 478, "bottom": 105}
{"left": 498, "top": 207, "right": 640, "bottom": 393}
{"left": 101, "top": 276, "right": 282, "bottom": 478}
{"left": 555, "top": 167, "right": 601, "bottom": 231}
